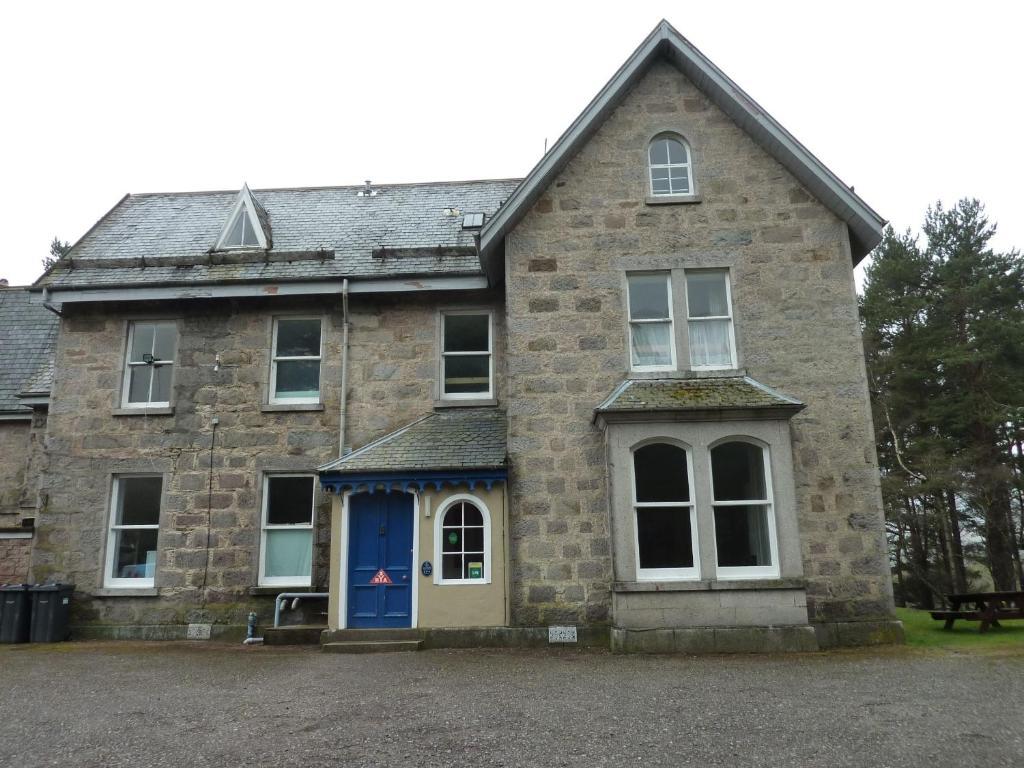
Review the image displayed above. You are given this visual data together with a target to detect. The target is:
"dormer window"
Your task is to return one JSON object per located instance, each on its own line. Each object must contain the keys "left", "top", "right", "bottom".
{"left": 215, "top": 183, "right": 270, "bottom": 250}
{"left": 648, "top": 135, "right": 693, "bottom": 197}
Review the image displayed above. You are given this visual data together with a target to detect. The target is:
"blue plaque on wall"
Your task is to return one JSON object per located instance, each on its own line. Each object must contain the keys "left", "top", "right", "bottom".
{"left": 421, "top": 561, "right": 433, "bottom": 577}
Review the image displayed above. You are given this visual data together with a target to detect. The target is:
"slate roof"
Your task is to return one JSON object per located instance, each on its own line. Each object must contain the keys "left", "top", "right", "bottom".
{"left": 595, "top": 377, "right": 804, "bottom": 415}
{"left": 0, "top": 287, "right": 59, "bottom": 414}
{"left": 39, "top": 179, "right": 521, "bottom": 291}
{"left": 320, "top": 408, "right": 507, "bottom": 474}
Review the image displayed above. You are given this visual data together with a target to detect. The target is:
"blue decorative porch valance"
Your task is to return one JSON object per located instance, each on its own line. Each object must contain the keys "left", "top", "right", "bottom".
{"left": 319, "top": 468, "right": 508, "bottom": 495}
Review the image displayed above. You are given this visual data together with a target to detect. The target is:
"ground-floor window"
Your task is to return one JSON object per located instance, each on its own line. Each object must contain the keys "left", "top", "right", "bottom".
{"left": 105, "top": 475, "right": 162, "bottom": 588}
{"left": 259, "top": 474, "right": 315, "bottom": 587}
{"left": 632, "top": 442, "right": 699, "bottom": 579}
{"left": 435, "top": 496, "right": 490, "bottom": 584}
{"left": 711, "top": 440, "right": 777, "bottom": 577}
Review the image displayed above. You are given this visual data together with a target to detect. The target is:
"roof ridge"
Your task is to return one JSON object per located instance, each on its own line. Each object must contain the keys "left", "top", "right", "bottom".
{"left": 128, "top": 177, "right": 524, "bottom": 199}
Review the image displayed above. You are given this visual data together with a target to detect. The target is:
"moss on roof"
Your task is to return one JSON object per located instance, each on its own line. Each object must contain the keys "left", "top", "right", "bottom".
{"left": 596, "top": 377, "right": 803, "bottom": 413}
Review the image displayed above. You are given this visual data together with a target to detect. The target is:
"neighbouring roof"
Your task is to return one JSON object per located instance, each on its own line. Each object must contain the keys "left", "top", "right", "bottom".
{"left": 480, "top": 19, "right": 886, "bottom": 282}
{"left": 0, "top": 287, "right": 59, "bottom": 415}
{"left": 320, "top": 408, "right": 508, "bottom": 474}
{"left": 595, "top": 377, "right": 804, "bottom": 418}
{"left": 38, "top": 179, "right": 520, "bottom": 291}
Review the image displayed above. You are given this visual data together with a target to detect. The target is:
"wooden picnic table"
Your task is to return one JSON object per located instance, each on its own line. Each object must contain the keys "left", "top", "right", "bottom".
{"left": 930, "top": 591, "right": 1024, "bottom": 632}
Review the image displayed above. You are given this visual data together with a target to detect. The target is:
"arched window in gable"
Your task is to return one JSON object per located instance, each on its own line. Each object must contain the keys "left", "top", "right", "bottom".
{"left": 648, "top": 135, "right": 693, "bottom": 197}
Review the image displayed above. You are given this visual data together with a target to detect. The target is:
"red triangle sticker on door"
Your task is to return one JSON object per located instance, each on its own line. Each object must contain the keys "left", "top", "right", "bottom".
{"left": 369, "top": 569, "right": 393, "bottom": 585}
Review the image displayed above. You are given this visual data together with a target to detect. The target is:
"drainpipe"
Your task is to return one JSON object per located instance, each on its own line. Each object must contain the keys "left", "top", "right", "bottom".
{"left": 338, "top": 279, "right": 351, "bottom": 456}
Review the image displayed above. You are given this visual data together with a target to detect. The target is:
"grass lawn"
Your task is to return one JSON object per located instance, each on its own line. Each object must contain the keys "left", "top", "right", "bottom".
{"left": 896, "top": 606, "right": 1024, "bottom": 651}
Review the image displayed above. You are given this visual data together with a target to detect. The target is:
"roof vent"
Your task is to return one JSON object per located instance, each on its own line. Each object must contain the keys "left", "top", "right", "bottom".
{"left": 443, "top": 207, "right": 461, "bottom": 217}
{"left": 462, "top": 212, "right": 484, "bottom": 229}
{"left": 358, "top": 180, "right": 378, "bottom": 197}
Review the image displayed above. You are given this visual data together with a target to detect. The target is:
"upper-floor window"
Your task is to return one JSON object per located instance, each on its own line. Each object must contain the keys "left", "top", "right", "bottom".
{"left": 440, "top": 312, "right": 492, "bottom": 399}
{"left": 123, "top": 321, "right": 176, "bottom": 407}
{"left": 105, "top": 475, "right": 162, "bottom": 588}
{"left": 648, "top": 135, "right": 693, "bottom": 197}
{"left": 627, "top": 273, "right": 675, "bottom": 371}
{"left": 271, "top": 318, "right": 322, "bottom": 404}
{"left": 222, "top": 206, "right": 261, "bottom": 248}
{"left": 633, "top": 442, "right": 699, "bottom": 580}
{"left": 711, "top": 441, "right": 778, "bottom": 579}
{"left": 686, "top": 271, "right": 736, "bottom": 370}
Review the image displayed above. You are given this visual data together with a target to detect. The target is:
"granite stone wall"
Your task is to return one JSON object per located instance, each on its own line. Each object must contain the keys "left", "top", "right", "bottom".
{"left": 32, "top": 290, "right": 503, "bottom": 630}
{"left": 0, "top": 420, "right": 30, "bottom": 516}
{"left": 502, "top": 60, "right": 894, "bottom": 629}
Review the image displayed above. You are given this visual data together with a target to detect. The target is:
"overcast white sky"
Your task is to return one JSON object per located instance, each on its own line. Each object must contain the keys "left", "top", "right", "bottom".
{"left": 1, "top": 1, "right": 1020, "bottom": 289}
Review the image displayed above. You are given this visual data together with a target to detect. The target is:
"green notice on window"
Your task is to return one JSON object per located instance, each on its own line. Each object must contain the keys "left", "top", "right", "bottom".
{"left": 468, "top": 562, "right": 483, "bottom": 579}
{"left": 448, "top": 531, "right": 459, "bottom": 545}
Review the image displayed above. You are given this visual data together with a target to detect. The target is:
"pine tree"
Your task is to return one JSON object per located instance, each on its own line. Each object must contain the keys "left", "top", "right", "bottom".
{"left": 42, "top": 236, "right": 71, "bottom": 270}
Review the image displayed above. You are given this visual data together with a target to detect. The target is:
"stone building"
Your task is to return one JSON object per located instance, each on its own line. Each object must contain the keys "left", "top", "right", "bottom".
{"left": 14, "top": 21, "right": 901, "bottom": 651}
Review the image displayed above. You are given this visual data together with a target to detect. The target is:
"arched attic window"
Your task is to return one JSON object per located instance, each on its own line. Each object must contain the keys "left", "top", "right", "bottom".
{"left": 648, "top": 135, "right": 693, "bottom": 197}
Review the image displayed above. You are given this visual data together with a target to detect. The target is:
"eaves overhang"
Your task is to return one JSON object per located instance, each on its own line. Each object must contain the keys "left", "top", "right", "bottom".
{"left": 479, "top": 20, "right": 885, "bottom": 284}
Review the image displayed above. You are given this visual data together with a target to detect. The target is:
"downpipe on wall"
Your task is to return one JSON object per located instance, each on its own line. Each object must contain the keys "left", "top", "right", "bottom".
{"left": 339, "top": 278, "right": 350, "bottom": 456}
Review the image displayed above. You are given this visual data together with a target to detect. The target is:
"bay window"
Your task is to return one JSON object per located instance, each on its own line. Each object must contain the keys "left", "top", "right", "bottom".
{"left": 632, "top": 442, "right": 698, "bottom": 579}
{"left": 711, "top": 440, "right": 779, "bottom": 578}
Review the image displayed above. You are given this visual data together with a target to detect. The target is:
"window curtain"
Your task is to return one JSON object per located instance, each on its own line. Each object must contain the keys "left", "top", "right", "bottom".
{"left": 631, "top": 322, "right": 672, "bottom": 366}
{"left": 746, "top": 505, "right": 771, "bottom": 566}
{"left": 265, "top": 529, "right": 313, "bottom": 579}
{"left": 688, "top": 319, "right": 732, "bottom": 367}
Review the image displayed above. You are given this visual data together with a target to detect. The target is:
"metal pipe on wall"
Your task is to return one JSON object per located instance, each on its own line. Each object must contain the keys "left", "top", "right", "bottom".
{"left": 338, "top": 278, "right": 350, "bottom": 456}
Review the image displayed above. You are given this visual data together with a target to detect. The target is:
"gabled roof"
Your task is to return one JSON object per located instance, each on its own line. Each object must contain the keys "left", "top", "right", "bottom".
{"left": 595, "top": 376, "right": 804, "bottom": 422}
{"left": 479, "top": 19, "right": 885, "bottom": 282}
{"left": 214, "top": 184, "right": 271, "bottom": 250}
{"left": 0, "top": 287, "right": 59, "bottom": 416}
{"left": 319, "top": 408, "right": 507, "bottom": 474}
{"left": 37, "top": 179, "right": 520, "bottom": 293}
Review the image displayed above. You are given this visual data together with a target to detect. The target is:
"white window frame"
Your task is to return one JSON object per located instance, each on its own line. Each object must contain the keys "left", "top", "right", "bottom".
{"left": 648, "top": 135, "right": 695, "bottom": 197}
{"left": 685, "top": 269, "right": 738, "bottom": 371}
{"left": 433, "top": 494, "right": 492, "bottom": 586}
{"left": 710, "top": 439, "right": 780, "bottom": 580}
{"left": 104, "top": 475, "right": 162, "bottom": 589}
{"left": 258, "top": 473, "right": 316, "bottom": 588}
{"left": 631, "top": 441, "right": 700, "bottom": 581}
{"left": 121, "top": 321, "right": 176, "bottom": 408}
{"left": 627, "top": 272, "right": 676, "bottom": 373}
{"left": 439, "top": 310, "right": 494, "bottom": 400}
{"left": 269, "top": 317, "right": 323, "bottom": 405}
{"left": 215, "top": 187, "right": 269, "bottom": 251}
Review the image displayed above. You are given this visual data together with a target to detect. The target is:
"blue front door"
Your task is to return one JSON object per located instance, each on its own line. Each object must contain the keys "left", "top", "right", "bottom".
{"left": 347, "top": 493, "right": 414, "bottom": 628}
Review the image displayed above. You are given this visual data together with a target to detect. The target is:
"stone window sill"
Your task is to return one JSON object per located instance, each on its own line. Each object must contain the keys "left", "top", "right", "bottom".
{"left": 613, "top": 577, "right": 806, "bottom": 593}
{"left": 433, "top": 398, "right": 498, "bottom": 409}
{"left": 91, "top": 588, "right": 160, "bottom": 598}
{"left": 645, "top": 194, "right": 702, "bottom": 206}
{"left": 260, "top": 403, "right": 325, "bottom": 413}
{"left": 627, "top": 369, "right": 747, "bottom": 381}
{"left": 112, "top": 407, "right": 174, "bottom": 417}
{"left": 247, "top": 586, "right": 319, "bottom": 596}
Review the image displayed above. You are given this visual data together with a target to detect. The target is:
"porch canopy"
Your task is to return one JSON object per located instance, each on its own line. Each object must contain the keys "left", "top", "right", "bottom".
{"left": 318, "top": 407, "right": 508, "bottom": 494}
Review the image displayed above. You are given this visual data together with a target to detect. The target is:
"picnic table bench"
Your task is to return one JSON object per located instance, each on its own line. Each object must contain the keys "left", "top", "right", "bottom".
{"left": 930, "top": 591, "right": 1024, "bottom": 632}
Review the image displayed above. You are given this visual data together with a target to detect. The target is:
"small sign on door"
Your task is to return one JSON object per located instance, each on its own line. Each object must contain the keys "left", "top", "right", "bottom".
{"left": 369, "top": 569, "right": 393, "bottom": 584}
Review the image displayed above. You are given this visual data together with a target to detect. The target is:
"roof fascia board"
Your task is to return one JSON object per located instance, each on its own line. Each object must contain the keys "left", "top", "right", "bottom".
{"left": 0, "top": 412, "right": 32, "bottom": 421}
{"left": 479, "top": 20, "right": 885, "bottom": 274}
{"left": 42, "top": 275, "right": 489, "bottom": 305}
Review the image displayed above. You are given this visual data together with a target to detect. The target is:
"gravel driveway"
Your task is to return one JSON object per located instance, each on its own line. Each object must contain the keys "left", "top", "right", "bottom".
{"left": 1, "top": 642, "right": 1021, "bottom": 767}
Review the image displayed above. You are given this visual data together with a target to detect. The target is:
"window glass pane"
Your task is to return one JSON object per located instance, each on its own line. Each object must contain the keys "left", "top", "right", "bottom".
{"left": 633, "top": 443, "right": 689, "bottom": 502}
{"left": 112, "top": 528, "right": 158, "bottom": 579}
{"left": 224, "top": 210, "right": 246, "bottom": 247}
{"left": 637, "top": 507, "right": 693, "bottom": 569}
{"left": 276, "top": 318, "right": 321, "bottom": 357}
{"left": 264, "top": 529, "right": 313, "bottom": 578}
{"left": 630, "top": 322, "right": 672, "bottom": 367}
{"left": 130, "top": 324, "right": 155, "bottom": 362}
{"left": 628, "top": 274, "right": 669, "bottom": 320}
{"left": 686, "top": 272, "right": 730, "bottom": 317}
{"left": 267, "top": 476, "right": 314, "bottom": 525}
{"left": 153, "top": 324, "right": 176, "bottom": 361}
{"left": 463, "top": 503, "right": 483, "bottom": 527}
{"left": 444, "top": 314, "right": 489, "bottom": 353}
{"left": 442, "top": 554, "right": 462, "bottom": 580}
{"left": 714, "top": 505, "right": 772, "bottom": 567}
{"left": 442, "top": 527, "right": 461, "bottom": 552}
{"left": 688, "top": 319, "right": 732, "bottom": 368}
{"left": 711, "top": 442, "right": 766, "bottom": 501}
{"left": 275, "top": 360, "right": 321, "bottom": 398}
{"left": 666, "top": 138, "right": 687, "bottom": 165}
{"left": 127, "top": 366, "right": 153, "bottom": 404}
{"left": 117, "top": 477, "right": 162, "bottom": 526}
{"left": 151, "top": 365, "right": 172, "bottom": 403}
{"left": 649, "top": 139, "right": 669, "bottom": 166}
{"left": 443, "top": 355, "right": 490, "bottom": 394}
{"left": 242, "top": 212, "right": 258, "bottom": 246}
{"left": 651, "top": 176, "right": 670, "bottom": 195}
{"left": 464, "top": 527, "right": 484, "bottom": 552}
{"left": 443, "top": 505, "right": 462, "bottom": 527}
{"left": 669, "top": 168, "right": 690, "bottom": 194}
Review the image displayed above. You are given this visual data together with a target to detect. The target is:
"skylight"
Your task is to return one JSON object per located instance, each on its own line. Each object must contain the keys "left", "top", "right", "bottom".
{"left": 462, "top": 212, "right": 484, "bottom": 229}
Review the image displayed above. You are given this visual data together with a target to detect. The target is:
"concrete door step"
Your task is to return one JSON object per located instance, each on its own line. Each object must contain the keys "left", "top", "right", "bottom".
{"left": 263, "top": 625, "right": 327, "bottom": 646}
{"left": 322, "top": 639, "right": 423, "bottom": 654}
{"left": 321, "top": 628, "right": 420, "bottom": 643}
